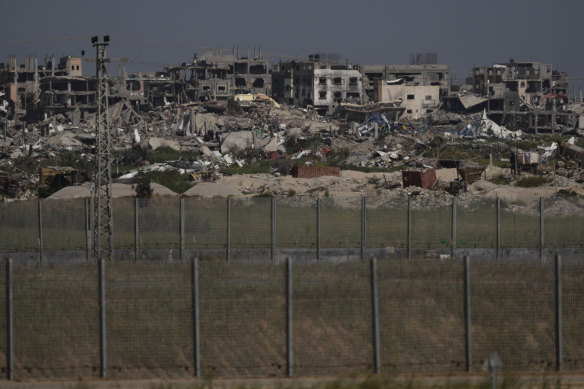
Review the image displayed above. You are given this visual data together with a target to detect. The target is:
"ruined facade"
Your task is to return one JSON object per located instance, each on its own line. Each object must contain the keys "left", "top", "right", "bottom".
{"left": 377, "top": 81, "right": 440, "bottom": 120}
{"left": 272, "top": 55, "right": 362, "bottom": 113}
{"left": 471, "top": 60, "right": 570, "bottom": 132}
{"left": 359, "top": 64, "right": 450, "bottom": 103}
{"left": 189, "top": 49, "right": 271, "bottom": 101}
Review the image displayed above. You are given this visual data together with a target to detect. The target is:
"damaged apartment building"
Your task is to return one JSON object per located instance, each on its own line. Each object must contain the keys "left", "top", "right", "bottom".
{"left": 189, "top": 48, "right": 271, "bottom": 103}
{"left": 0, "top": 55, "right": 84, "bottom": 123}
{"left": 445, "top": 60, "right": 572, "bottom": 133}
{"left": 271, "top": 53, "right": 363, "bottom": 114}
{"left": 357, "top": 53, "right": 450, "bottom": 120}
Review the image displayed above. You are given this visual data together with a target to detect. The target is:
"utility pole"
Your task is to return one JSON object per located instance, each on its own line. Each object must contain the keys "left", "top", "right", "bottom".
{"left": 92, "top": 35, "right": 114, "bottom": 261}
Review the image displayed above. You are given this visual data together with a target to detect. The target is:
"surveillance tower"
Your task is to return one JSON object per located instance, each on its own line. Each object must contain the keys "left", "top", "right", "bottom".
{"left": 92, "top": 35, "right": 113, "bottom": 261}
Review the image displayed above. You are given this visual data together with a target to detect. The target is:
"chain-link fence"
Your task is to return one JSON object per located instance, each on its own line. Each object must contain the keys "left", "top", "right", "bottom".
{"left": 2, "top": 195, "right": 583, "bottom": 261}
{"left": 0, "top": 257, "right": 582, "bottom": 380}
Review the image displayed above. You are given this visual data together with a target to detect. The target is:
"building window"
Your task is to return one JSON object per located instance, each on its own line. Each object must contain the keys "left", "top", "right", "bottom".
{"left": 425, "top": 95, "right": 432, "bottom": 100}
{"left": 202, "top": 86, "right": 210, "bottom": 91}
{"left": 333, "top": 77, "right": 342, "bottom": 85}
{"left": 319, "top": 91, "right": 327, "bottom": 99}
{"left": 218, "top": 86, "right": 226, "bottom": 92}
{"left": 349, "top": 77, "right": 358, "bottom": 85}
{"left": 319, "top": 77, "right": 326, "bottom": 85}
{"left": 407, "top": 109, "right": 413, "bottom": 114}
{"left": 334, "top": 92, "right": 341, "bottom": 98}
{"left": 407, "top": 94, "right": 415, "bottom": 100}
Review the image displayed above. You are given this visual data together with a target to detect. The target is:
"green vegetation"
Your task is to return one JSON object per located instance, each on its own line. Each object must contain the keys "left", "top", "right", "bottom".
{"left": 135, "top": 172, "right": 153, "bottom": 197}
{"left": 514, "top": 176, "right": 549, "bottom": 188}
{"left": 220, "top": 161, "right": 271, "bottom": 175}
{"left": 138, "top": 169, "right": 193, "bottom": 194}
{"left": 490, "top": 175, "right": 511, "bottom": 185}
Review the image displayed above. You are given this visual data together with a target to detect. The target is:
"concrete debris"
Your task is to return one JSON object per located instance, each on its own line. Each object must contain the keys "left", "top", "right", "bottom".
{"left": 145, "top": 137, "right": 180, "bottom": 151}
{"left": 1, "top": 53, "right": 584, "bottom": 202}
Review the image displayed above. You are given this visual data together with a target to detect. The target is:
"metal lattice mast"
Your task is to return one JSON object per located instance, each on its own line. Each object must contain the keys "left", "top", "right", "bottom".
{"left": 92, "top": 36, "right": 114, "bottom": 261}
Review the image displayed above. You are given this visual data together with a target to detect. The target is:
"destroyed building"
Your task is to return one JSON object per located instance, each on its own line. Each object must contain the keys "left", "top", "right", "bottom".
{"left": 0, "top": 56, "right": 84, "bottom": 122}
{"left": 358, "top": 62, "right": 451, "bottom": 103}
{"left": 445, "top": 60, "right": 572, "bottom": 133}
{"left": 189, "top": 48, "right": 271, "bottom": 101}
{"left": 272, "top": 54, "right": 363, "bottom": 114}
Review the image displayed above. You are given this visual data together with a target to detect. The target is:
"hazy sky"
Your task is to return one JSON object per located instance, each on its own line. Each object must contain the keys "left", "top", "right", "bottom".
{"left": 2, "top": 0, "right": 583, "bottom": 91}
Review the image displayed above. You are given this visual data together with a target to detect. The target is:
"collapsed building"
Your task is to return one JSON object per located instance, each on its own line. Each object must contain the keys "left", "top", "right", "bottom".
{"left": 444, "top": 60, "right": 574, "bottom": 133}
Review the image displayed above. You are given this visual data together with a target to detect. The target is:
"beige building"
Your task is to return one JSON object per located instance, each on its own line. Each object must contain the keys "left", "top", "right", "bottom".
{"left": 377, "top": 80, "right": 440, "bottom": 119}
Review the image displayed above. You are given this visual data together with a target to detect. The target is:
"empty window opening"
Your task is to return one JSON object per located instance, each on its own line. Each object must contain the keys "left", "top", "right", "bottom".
{"left": 333, "top": 77, "right": 342, "bottom": 85}
{"left": 252, "top": 78, "right": 264, "bottom": 88}
{"left": 407, "top": 94, "right": 415, "bottom": 100}
{"left": 319, "top": 91, "right": 327, "bottom": 99}
{"left": 250, "top": 65, "right": 266, "bottom": 74}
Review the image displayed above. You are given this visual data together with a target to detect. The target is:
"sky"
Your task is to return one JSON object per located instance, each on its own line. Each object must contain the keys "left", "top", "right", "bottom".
{"left": 1, "top": 0, "right": 584, "bottom": 92}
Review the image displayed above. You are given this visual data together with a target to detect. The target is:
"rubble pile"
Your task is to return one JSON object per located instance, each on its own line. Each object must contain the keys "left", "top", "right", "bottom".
{"left": 1, "top": 87, "right": 584, "bottom": 204}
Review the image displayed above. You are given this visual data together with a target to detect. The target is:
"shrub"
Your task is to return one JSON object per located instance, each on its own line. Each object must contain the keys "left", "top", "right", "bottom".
{"left": 514, "top": 176, "right": 549, "bottom": 188}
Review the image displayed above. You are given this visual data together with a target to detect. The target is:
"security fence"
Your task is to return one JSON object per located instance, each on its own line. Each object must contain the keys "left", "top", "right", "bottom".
{"left": 0, "top": 257, "right": 583, "bottom": 380}
{"left": 1, "top": 195, "right": 584, "bottom": 261}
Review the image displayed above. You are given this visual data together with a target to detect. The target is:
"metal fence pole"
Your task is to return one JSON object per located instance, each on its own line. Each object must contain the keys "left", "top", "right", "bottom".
{"left": 286, "top": 257, "right": 293, "bottom": 377}
{"left": 540, "top": 197, "right": 544, "bottom": 264}
{"left": 85, "top": 198, "right": 91, "bottom": 262}
{"left": 407, "top": 197, "right": 412, "bottom": 260}
{"left": 361, "top": 197, "right": 366, "bottom": 261}
{"left": 38, "top": 199, "right": 43, "bottom": 263}
{"left": 180, "top": 197, "right": 185, "bottom": 262}
{"left": 227, "top": 197, "right": 231, "bottom": 263}
{"left": 370, "top": 257, "right": 380, "bottom": 374}
{"left": 134, "top": 197, "right": 139, "bottom": 261}
{"left": 99, "top": 258, "right": 107, "bottom": 378}
{"left": 271, "top": 197, "right": 276, "bottom": 263}
{"left": 6, "top": 258, "right": 14, "bottom": 380}
{"left": 192, "top": 257, "right": 200, "bottom": 377}
{"left": 496, "top": 198, "right": 500, "bottom": 262}
{"left": 555, "top": 254, "right": 563, "bottom": 372}
{"left": 464, "top": 255, "right": 472, "bottom": 372}
{"left": 451, "top": 197, "right": 457, "bottom": 258}
{"left": 316, "top": 199, "right": 320, "bottom": 262}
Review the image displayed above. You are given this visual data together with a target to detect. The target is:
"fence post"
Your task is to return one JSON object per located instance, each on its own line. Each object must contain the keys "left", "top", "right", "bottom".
{"left": 99, "top": 258, "right": 107, "bottom": 378}
{"left": 85, "top": 198, "right": 91, "bottom": 262}
{"left": 271, "top": 197, "right": 276, "bottom": 263}
{"left": 451, "top": 197, "right": 457, "bottom": 258}
{"left": 134, "top": 197, "right": 139, "bottom": 261}
{"left": 407, "top": 197, "right": 412, "bottom": 260}
{"left": 227, "top": 197, "right": 231, "bottom": 263}
{"left": 361, "top": 197, "right": 366, "bottom": 261}
{"left": 496, "top": 198, "right": 500, "bottom": 262}
{"left": 464, "top": 255, "right": 472, "bottom": 372}
{"left": 6, "top": 258, "right": 14, "bottom": 380}
{"left": 192, "top": 257, "right": 201, "bottom": 377}
{"left": 371, "top": 257, "right": 380, "bottom": 374}
{"left": 555, "top": 254, "right": 563, "bottom": 372}
{"left": 316, "top": 199, "right": 320, "bottom": 262}
{"left": 286, "top": 257, "right": 293, "bottom": 377}
{"left": 540, "top": 197, "right": 544, "bottom": 264}
{"left": 180, "top": 197, "right": 185, "bottom": 262}
{"left": 38, "top": 199, "right": 43, "bottom": 263}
